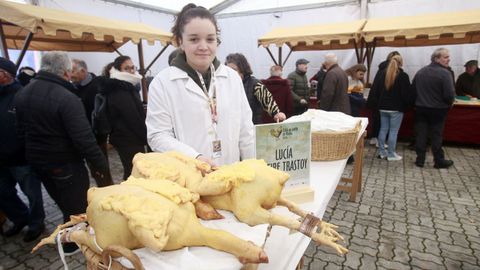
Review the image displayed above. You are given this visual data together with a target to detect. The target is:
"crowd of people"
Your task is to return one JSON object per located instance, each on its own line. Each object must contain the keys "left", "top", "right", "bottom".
{"left": 0, "top": 3, "right": 476, "bottom": 256}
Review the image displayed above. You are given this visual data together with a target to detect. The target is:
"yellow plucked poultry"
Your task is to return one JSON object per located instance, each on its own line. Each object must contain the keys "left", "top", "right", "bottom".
{"left": 32, "top": 177, "right": 268, "bottom": 265}
{"left": 132, "top": 152, "right": 348, "bottom": 255}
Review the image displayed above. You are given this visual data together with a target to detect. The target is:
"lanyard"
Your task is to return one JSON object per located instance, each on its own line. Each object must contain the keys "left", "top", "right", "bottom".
{"left": 196, "top": 64, "right": 218, "bottom": 125}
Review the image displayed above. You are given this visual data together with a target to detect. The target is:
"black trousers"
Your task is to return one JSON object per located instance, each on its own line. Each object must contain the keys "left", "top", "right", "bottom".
{"left": 371, "top": 109, "right": 381, "bottom": 138}
{"left": 414, "top": 107, "right": 449, "bottom": 164}
{"left": 115, "top": 145, "right": 147, "bottom": 180}
{"left": 86, "top": 141, "right": 113, "bottom": 187}
{"left": 33, "top": 162, "right": 89, "bottom": 222}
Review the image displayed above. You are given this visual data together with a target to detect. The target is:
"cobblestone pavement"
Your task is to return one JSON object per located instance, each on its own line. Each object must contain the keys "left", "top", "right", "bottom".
{"left": 1, "top": 143, "right": 479, "bottom": 270}
{"left": 304, "top": 142, "right": 480, "bottom": 270}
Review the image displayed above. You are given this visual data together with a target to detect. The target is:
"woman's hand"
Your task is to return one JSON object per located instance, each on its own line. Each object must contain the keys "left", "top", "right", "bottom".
{"left": 273, "top": 112, "right": 287, "bottom": 122}
{"left": 196, "top": 155, "right": 217, "bottom": 169}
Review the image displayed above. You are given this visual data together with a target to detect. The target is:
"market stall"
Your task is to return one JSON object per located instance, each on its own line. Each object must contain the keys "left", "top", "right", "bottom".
{"left": 257, "top": 19, "right": 367, "bottom": 67}
{"left": 0, "top": 0, "right": 172, "bottom": 102}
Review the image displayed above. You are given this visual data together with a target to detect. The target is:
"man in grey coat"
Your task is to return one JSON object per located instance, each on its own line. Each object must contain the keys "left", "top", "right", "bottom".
{"left": 319, "top": 53, "right": 350, "bottom": 115}
{"left": 412, "top": 48, "right": 455, "bottom": 169}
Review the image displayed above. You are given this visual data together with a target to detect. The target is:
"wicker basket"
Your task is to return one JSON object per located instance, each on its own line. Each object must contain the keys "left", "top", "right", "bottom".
{"left": 311, "top": 121, "right": 361, "bottom": 161}
{"left": 81, "top": 244, "right": 144, "bottom": 270}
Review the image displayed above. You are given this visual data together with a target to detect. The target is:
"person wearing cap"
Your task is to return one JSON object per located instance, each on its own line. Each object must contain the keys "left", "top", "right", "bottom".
{"left": 16, "top": 66, "right": 36, "bottom": 86}
{"left": 287, "top": 58, "right": 310, "bottom": 115}
{"left": 319, "top": 53, "right": 350, "bottom": 115}
{"left": 0, "top": 57, "right": 45, "bottom": 242}
{"left": 455, "top": 60, "right": 480, "bottom": 98}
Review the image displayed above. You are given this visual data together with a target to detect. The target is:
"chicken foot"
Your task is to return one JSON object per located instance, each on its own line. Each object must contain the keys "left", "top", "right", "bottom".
{"left": 276, "top": 197, "right": 345, "bottom": 247}
{"left": 236, "top": 206, "right": 347, "bottom": 255}
{"left": 31, "top": 214, "right": 87, "bottom": 253}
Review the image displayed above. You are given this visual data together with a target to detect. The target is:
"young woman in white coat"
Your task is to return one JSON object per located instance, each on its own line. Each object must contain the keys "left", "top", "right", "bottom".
{"left": 146, "top": 4, "right": 254, "bottom": 166}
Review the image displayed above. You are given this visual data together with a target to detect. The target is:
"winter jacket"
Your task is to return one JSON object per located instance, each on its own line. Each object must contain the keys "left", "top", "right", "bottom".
{"left": 0, "top": 81, "right": 26, "bottom": 166}
{"left": 413, "top": 62, "right": 455, "bottom": 109}
{"left": 101, "top": 78, "right": 147, "bottom": 147}
{"left": 371, "top": 69, "right": 413, "bottom": 112}
{"left": 243, "top": 75, "right": 280, "bottom": 124}
{"left": 261, "top": 76, "right": 294, "bottom": 119}
{"left": 13, "top": 71, "right": 108, "bottom": 171}
{"left": 319, "top": 64, "right": 350, "bottom": 115}
{"left": 287, "top": 70, "right": 310, "bottom": 106}
{"left": 455, "top": 70, "right": 480, "bottom": 98}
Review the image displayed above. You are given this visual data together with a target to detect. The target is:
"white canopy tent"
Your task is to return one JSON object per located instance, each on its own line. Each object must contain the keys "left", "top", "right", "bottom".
{"left": 3, "top": 0, "right": 480, "bottom": 81}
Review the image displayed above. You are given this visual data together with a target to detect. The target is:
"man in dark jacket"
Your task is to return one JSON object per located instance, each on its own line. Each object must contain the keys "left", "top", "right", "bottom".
{"left": 455, "top": 60, "right": 480, "bottom": 98}
{"left": 319, "top": 53, "right": 350, "bottom": 115}
{"left": 71, "top": 59, "right": 113, "bottom": 186}
{"left": 0, "top": 57, "right": 45, "bottom": 242}
{"left": 412, "top": 48, "right": 455, "bottom": 169}
{"left": 287, "top": 58, "right": 310, "bottom": 115}
{"left": 14, "top": 52, "right": 109, "bottom": 225}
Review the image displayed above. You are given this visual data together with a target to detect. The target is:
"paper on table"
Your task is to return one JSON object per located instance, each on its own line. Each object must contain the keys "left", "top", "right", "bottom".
{"left": 116, "top": 210, "right": 269, "bottom": 270}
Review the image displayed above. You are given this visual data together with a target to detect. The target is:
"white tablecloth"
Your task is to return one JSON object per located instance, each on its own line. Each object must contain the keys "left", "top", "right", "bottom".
{"left": 118, "top": 118, "right": 368, "bottom": 270}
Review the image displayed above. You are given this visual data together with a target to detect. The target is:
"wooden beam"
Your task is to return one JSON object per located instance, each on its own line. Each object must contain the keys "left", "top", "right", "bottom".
{"left": 15, "top": 32, "right": 34, "bottom": 67}
{"left": 282, "top": 49, "right": 293, "bottom": 67}
{"left": 137, "top": 41, "right": 148, "bottom": 103}
{"left": 0, "top": 20, "right": 10, "bottom": 60}
{"left": 265, "top": 47, "right": 279, "bottom": 66}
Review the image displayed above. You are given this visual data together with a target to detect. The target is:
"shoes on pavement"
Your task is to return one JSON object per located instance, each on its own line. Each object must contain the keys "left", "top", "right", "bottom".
{"left": 387, "top": 153, "right": 403, "bottom": 161}
{"left": 434, "top": 160, "right": 454, "bottom": 169}
{"left": 3, "top": 222, "right": 28, "bottom": 237}
{"left": 415, "top": 161, "right": 424, "bottom": 168}
{"left": 23, "top": 224, "right": 45, "bottom": 242}
{"left": 377, "top": 154, "right": 386, "bottom": 159}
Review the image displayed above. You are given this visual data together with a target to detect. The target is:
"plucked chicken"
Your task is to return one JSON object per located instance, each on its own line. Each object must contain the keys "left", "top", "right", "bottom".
{"left": 132, "top": 152, "right": 348, "bottom": 255}
{"left": 32, "top": 177, "right": 268, "bottom": 265}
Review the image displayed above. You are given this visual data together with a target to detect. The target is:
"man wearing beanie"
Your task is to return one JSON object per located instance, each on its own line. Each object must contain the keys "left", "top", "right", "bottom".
{"left": 287, "top": 58, "right": 310, "bottom": 115}
{"left": 0, "top": 57, "right": 45, "bottom": 242}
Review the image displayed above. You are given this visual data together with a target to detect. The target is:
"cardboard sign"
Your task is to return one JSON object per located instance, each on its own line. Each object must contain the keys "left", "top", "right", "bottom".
{"left": 255, "top": 121, "right": 311, "bottom": 188}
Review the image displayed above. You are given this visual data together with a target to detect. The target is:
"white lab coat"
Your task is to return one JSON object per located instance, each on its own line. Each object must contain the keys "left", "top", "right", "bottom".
{"left": 146, "top": 64, "right": 254, "bottom": 165}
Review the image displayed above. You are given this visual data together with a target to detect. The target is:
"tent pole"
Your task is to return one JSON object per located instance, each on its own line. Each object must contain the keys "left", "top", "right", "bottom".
{"left": 15, "top": 32, "right": 33, "bottom": 68}
{"left": 114, "top": 47, "right": 123, "bottom": 56}
{"left": 278, "top": 47, "right": 282, "bottom": 66}
{"left": 365, "top": 39, "right": 377, "bottom": 85}
{"left": 282, "top": 49, "right": 293, "bottom": 67}
{"left": 145, "top": 43, "right": 170, "bottom": 73}
{"left": 265, "top": 47, "right": 279, "bottom": 66}
{"left": 359, "top": 40, "right": 365, "bottom": 64}
{"left": 353, "top": 40, "right": 361, "bottom": 63}
{"left": 0, "top": 20, "right": 10, "bottom": 60}
{"left": 137, "top": 40, "right": 148, "bottom": 104}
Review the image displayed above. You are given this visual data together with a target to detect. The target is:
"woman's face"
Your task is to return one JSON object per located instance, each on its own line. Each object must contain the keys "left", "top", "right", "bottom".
{"left": 355, "top": 71, "right": 365, "bottom": 81}
{"left": 180, "top": 18, "right": 218, "bottom": 74}
{"left": 226, "top": 62, "right": 243, "bottom": 79}
{"left": 120, "top": 59, "right": 136, "bottom": 74}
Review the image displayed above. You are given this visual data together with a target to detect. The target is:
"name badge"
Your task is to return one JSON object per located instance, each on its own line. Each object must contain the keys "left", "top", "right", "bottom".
{"left": 212, "top": 140, "right": 222, "bottom": 158}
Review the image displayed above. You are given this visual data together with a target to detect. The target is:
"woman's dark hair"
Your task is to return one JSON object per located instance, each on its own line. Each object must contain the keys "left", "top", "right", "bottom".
{"left": 345, "top": 64, "right": 367, "bottom": 78}
{"left": 171, "top": 3, "right": 220, "bottom": 46}
{"left": 113, "top": 55, "right": 131, "bottom": 71}
{"left": 225, "top": 53, "right": 252, "bottom": 76}
{"left": 102, "top": 62, "right": 114, "bottom": 78}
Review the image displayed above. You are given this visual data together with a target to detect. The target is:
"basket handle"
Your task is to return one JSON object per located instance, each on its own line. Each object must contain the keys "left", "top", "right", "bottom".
{"left": 101, "top": 245, "right": 144, "bottom": 270}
